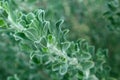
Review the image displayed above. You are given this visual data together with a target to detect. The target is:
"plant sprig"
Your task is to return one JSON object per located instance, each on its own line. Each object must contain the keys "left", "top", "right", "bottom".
{"left": 0, "top": 0, "right": 111, "bottom": 80}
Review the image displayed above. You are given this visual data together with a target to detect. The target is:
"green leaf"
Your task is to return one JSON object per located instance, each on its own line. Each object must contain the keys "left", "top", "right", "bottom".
{"left": 56, "top": 19, "right": 64, "bottom": 32}
{"left": 80, "top": 51, "right": 91, "bottom": 60}
{"left": 26, "top": 12, "right": 35, "bottom": 23}
{"left": 82, "top": 61, "right": 94, "bottom": 71}
{"left": 40, "top": 37, "right": 47, "bottom": 47}
{"left": 13, "top": 32, "right": 27, "bottom": 41}
{"left": 7, "top": 74, "right": 19, "bottom": 80}
{"left": 61, "top": 41, "right": 71, "bottom": 51}
{"left": 77, "top": 39, "right": 89, "bottom": 51}
{"left": 103, "top": 11, "right": 111, "bottom": 16}
{"left": 88, "top": 46, "right": 95, "bottom": 55}
{"left": 34, "top": 37, "right": 48, "bottom": 52}
{"left": 52, "top": 62, "right": 61, "bottom": 71}
{"left": 43, "top": 21, "right": 50, "bottom": 37}
{"left": 29, "top": 18, "right": 41, "bottom": 31}
{"left": 24, "top": 28, "right": 38, "bottom": 41}
{"left": 78, "top": 71, "right": 84, "bottom": 80}
{"left": 103, "top": 65, "right": 111, "bottom": 72}
{"left": 31, "top": 53, "right": 41, "bottom": 64}
{"left": 2, "top": 1, "right": 9, "bottom": 13}
{"left": 96, "top": 49, "right": 106, "bottom": 59}
{"left": 37, "top": 9, "right": 45, "bottom": 21}
{"left": 19, "top": 43, "right": 32, "bottom": 52}
{"left": 41, "top": 47, "right": 49, "bottom": 53}
{"left": 18, "top": 20, "right": 26, "bottom": 27}
{"left": 107, "top": 1, "right": 118, "bottom": 11}
{"left": 69, "top": 58, "right": 78, "bottom": 65}
{"left": 0, "top": 18, "right": 6, "bottom": 27}
{"left": 59, "top": 63, "right": 68, "bottom": 75}
{"left": 0, "top": 8, "right": 8, "bottom": 18}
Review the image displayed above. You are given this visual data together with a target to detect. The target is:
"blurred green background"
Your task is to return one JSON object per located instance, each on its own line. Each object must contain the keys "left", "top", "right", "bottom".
{"left": 0, "top": 0, "right": 120, "bottom": 79}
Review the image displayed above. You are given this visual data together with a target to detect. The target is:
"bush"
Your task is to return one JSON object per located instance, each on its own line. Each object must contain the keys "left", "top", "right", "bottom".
{"left": 0, "top": 0, "right": 119, "bottom": 80}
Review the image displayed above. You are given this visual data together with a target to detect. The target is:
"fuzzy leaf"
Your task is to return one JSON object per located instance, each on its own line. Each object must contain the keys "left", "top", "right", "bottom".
{"left": 82, "top": 61, "right": 94, "bottom": 71}
{"left": 26, "top": 12, "right": 35, "bottom": 23}
{"left": 59, "top": 63, "right": 68, "bottom": 75}
{"left": 37, "top": 9, "right": 45, "bottom": 21}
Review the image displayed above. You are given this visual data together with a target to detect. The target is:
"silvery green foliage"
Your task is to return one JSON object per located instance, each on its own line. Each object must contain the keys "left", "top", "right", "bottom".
{"left": 0, "top": 0, "right": 110, "bottom": 80}
{"left": 104, "top": 0, "right": 120, "bottom": 31}
{"left": 7, "top": 74, "right": 19, "bottom": 80}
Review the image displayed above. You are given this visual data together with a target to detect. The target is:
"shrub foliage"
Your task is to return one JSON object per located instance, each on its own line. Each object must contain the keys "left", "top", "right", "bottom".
{"left": 0, "top": 0, "right": 119, "bottom": 80}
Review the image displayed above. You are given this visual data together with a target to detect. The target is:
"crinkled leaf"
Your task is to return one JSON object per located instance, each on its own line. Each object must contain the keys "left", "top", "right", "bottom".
{"left": 0, "top": 8, "right": 8, "bottom": 18}
{"left": 62, "top": 29, "right": 69, "bottom": 40}
{"left": 37, "top": 9, "right": 45, "bottom": 21}
{"left": 31, "top": 54, "right": 41, "bottom": 64}
{"left": 26, "top": 12, "right": 35, "bottom": 23}
{"left": 52, "top": 62, "right": 61, "bottom": 71}
{"left": 24, "top": 28, "right": 38, "bottom": 41}
{"left": 18, "top": 20, "right": 26, "bottom": 27}
{"left": 29, "top": 18, "right": 42, "bottom": 33}
{"left": 80, "top": 51, "right": 91, "bottom": 60}
{"left": 77, "top": 39, "right": 89, "bottom": 51}
{"left": 43, "top": 21, "right": 50, "bottom": 36}
{"left": 82, "top": 61, "right": 94, "bottom": 71}
{"left": 56, "top": 19, "right": 64, "bottom": 32}
{"left": 88, "top": 46, "right": 95, "bottom": 55}
{"left": 61, "top": 41, "right": 70, "bottom": 51}
{"left": 40, "top": 37, "right": 47, "bottom": 47}
{"left": 59, "top": 63, "right": 68, "bottom": 75}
